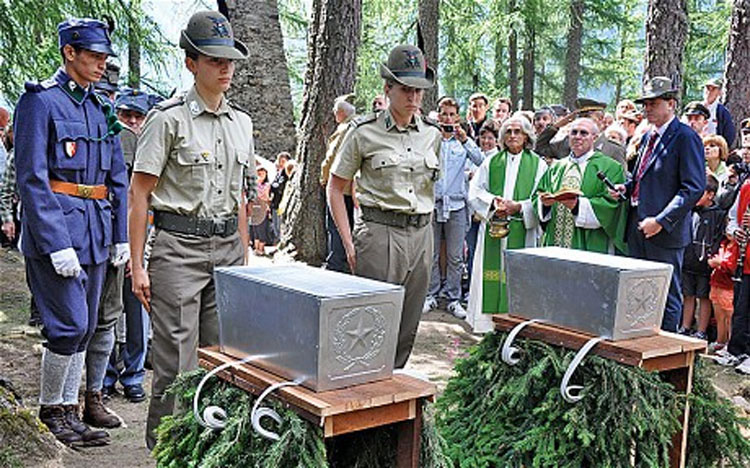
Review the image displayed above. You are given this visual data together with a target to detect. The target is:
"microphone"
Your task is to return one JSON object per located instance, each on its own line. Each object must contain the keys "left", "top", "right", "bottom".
{"left": 597, "top": 171, "right": 626, "bottom": 201}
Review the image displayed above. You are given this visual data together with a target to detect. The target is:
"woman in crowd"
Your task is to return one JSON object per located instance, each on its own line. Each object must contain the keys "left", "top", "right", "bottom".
{"left": 704, "top": 134, "right": 730, "bottom": 187}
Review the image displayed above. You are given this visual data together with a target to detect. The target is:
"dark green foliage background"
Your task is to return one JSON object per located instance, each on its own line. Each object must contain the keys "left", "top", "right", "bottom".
{"left": 153, "top": 369, "right": 453, "bottom": 468}
{"left": 435, "top": 332, "right": 750, "bottom": 468}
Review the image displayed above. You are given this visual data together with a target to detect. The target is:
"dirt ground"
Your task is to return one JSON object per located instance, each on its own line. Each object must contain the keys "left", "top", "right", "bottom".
{"left": 0, "top": 247, "right": 479, "bottom": 467}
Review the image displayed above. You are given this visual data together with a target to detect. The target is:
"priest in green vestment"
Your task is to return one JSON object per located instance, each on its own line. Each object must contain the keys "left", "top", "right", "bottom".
{"left": 466, "top": 116, "right": 547, "bottom": 332}
{"left": 534, "top": 117, "right": 628, "bottom": 255}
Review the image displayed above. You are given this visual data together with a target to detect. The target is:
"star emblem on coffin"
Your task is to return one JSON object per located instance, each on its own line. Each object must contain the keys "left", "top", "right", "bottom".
{"left": 624, "top": 277, "right": 665, "bottom": 329}
{"left": 331, "top": 306, "right": 386, "bottom": 371}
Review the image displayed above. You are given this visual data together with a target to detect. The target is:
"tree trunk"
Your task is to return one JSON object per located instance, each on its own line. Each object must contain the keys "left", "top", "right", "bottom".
{"left": 508, "top": 0, "right": 519, "bottom": 109}
{"left": 562, "top": 0, "right": 584, "bottom": 110}
{"left": 227, "top": 0, "right": 297, "bottom": 159}
{"left": 521, "top": 28, "right": 535, "bottom": 110}
{"left": 724, "top": 0, "right": 750, "bottom": 147}
{"left": 281, "top": 0, "right": 362, "bottom": 265}
{"left": 127, "top": 20, "right": 140, "bottom": 88}
{"left": 643, "top": 0, "right": 689, "bottom": 95}
{"left": 418, "top": 0, "right": 439, "bottom": 114}
{"left": 494, "top": 34, "right": 504, "bottom": 90}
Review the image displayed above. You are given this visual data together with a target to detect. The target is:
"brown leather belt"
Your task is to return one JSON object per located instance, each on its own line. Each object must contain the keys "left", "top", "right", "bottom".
{"left": 50, "top": 180, "right": 108, "bottom": 200}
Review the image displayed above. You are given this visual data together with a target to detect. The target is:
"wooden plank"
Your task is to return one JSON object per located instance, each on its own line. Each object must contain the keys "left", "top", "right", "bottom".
{"left": 640, "top": 352, "right": 692, "bottom": 372}
{"left": 492, "top": 315, "right": 706, "bottom": 368}
{"left": 662, "top": 352, "right": 695, "bottom": 468}
{"left": 396, "top": 401, "right": 422, "bottom": 468}
{"left": 198, "top": 347, "right": 436, "bottom": 418}
{"left": 325, "top": 400, "right": 414, "bottom": 437}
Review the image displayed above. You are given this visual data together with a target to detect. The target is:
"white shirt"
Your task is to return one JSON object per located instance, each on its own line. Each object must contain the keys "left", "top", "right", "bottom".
{"left": 705, "top": 99, "right": 719, "bottom": 135}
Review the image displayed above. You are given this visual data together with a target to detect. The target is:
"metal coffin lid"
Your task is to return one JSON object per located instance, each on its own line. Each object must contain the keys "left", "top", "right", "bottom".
{"left": 505, "top": 247, "right": 672, "bottom": 340}
{"left": 214, "top": 265, "right": 405, "bottom": 391}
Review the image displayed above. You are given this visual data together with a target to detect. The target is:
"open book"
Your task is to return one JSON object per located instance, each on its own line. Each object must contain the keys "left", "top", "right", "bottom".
{"left": 539, "top": 188, "right": 583, "bottom": 202}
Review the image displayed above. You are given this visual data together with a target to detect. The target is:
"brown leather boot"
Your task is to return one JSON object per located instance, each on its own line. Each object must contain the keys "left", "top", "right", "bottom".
{"left": 63, "top": 404, "right": 110, "bottom": 446}
{"left": 38, "top": 405, "right": 82, "bottom": 446}
{"left": 83, "top": 390, "right": 121, "bottom": 428}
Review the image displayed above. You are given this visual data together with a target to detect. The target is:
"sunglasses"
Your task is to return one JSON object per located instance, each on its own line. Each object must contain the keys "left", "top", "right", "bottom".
{"left": 569, "top": 129, "right": 590, "bottom": 137}
{"left": 506, "top": 128, "right": 524, "bottom": 135}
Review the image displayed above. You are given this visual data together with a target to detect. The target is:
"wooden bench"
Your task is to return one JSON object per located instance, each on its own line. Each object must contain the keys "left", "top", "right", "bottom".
{"left": 493, "top": 315, "right": 707, "bottom": 468}
{"left": 198, "top": 346, "right": 437, "bottom": 468}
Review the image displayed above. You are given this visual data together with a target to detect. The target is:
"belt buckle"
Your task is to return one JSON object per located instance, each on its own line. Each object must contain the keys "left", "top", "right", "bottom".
{"left": 77, "top": 184, "right": 93, "bottom": 199}
{"left": 213, "top": 220, "right": 226, "bottom": 236}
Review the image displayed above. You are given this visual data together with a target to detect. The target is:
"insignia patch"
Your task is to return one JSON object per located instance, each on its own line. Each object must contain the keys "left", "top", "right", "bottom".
{"left": 209, "top": 16, "right": 230, "bottom": 38}
{"left": 68, "top": 81, "right": 77, "bottom": 92}
{"left": 200, "top": 151, "right": 210, "bottom": 160}
{"left": 402, "top": 50, "right": 420, "bottom": 69}
{"left": 189, "top": 101, "right": 200, "bottom": 115}
{"left": 65, "top": 141, "right": 77, "bottom": 158}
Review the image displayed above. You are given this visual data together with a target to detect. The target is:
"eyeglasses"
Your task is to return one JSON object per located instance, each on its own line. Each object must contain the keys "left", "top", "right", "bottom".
{"left": 569, "top": 129, "right": 590, "bottom": 137}
{"left": 506, "top": 128, "right": 524, "bottom": 135}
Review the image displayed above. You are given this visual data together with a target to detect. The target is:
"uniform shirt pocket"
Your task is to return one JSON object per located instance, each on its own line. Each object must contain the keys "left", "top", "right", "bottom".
{"left": 175, "top": 147, "right": 213, "bottom": 194}
{"left": 52, "top": 120, "right": 88, "bottom": 170}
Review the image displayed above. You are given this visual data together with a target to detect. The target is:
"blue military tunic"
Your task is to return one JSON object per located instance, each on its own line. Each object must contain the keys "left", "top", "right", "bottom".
{"left": 14, "top": 68, "right": 128, "bottom": 355}
{"left": 15, "top": 68, "right": 128, "bottom": 264}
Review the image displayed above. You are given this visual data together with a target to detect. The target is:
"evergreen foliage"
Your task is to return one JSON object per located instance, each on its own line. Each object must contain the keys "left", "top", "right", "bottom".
{"left": 153, "top": 369, "right": 453, "bottom": 468}
{"left": 0, "top": 0, "right": 174, "bottom": 102}
{"left": 436, "top": 331, "right": 750, "bottom": 468}
{"left": 686, "top": 360, "right": 750, "bottom": 468}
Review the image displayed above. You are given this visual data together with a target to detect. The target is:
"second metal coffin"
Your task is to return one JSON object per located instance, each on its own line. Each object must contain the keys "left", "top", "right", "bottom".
{"left": 505, "top": 247, "right": 673, "bottom": 340}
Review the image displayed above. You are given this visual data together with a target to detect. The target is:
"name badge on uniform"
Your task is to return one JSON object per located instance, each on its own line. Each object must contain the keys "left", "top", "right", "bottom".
{"left": 65, "top": 141, "right": 77, "bottom": 157}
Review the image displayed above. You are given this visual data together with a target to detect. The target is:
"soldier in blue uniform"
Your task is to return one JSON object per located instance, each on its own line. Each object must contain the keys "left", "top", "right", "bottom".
{"left": 13, "top": 18, "right": 129, "bottom": 446}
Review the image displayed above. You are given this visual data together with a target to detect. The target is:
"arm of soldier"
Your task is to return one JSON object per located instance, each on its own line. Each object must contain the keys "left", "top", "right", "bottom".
{"left": 328, "top": 174, "right": 356, "bottom": 272}
{"left": 238, "top": 191, "right": 249, "bottom": 264}
{"left": 13, "top": 93, "right": 73, "bottom": 253}
{"left": 128, "top": 172, "right": 158, "bottom": 312}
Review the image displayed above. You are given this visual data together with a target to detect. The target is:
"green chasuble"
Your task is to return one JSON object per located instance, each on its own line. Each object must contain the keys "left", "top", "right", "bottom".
{"left": 534, "top": 151, "right": 628, "bottom": 255}
{"left": 482, "top": 149, "right": 542, "bottom": 314}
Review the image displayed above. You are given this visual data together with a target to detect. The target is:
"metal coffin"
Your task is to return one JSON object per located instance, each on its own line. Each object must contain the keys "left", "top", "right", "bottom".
{"left": 505, "top": 247, "right": 673, "bottom": 340}
{"left": 214, "top": 264, "right": 405, "bottom": 392}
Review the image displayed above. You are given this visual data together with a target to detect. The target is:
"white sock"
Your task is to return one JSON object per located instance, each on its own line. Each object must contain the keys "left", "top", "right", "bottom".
{"left": 86, "top": 329, "right": 115, "bottom": 391}
{"left": 39, "top": 348, "right": 72, "bottom": 406}
{"left": 61, "top": 351, "right": 85, "bottom": 405}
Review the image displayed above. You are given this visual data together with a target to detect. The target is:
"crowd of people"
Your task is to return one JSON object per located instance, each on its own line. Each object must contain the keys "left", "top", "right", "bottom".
{"left": 2, "top": 8, "right": 750, "bottom": 457}
{"left": 321, "top": 55, "right": 750, "bottom": 372}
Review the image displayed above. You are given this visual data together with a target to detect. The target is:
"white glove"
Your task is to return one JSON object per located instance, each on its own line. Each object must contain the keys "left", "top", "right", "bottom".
{"left": 110, "top": 243, "right": 131, "bottom": 266}
{"left": 50, "top": 248, "right": 82, "bottom": 278}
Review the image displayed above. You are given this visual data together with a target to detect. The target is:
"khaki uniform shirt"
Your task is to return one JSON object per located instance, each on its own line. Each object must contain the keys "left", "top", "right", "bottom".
{"left": 331, "top": 109, "right": 441, "bottom": 215}
{"left": 119, "top": 126, "right": 138, "bottom": 171}
{"left": 133, "top": 86, "right": 255, "bottom": 218}
{"left": 320, "top": 116, "right": 353, "bottom": 187}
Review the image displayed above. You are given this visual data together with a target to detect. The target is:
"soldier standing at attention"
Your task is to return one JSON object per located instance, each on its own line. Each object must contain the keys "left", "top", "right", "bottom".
{"left": 14, "top": 18, "right": 129, "bottom": 446}
{"left": 128, "top": 11, "right": 254, "bottom": 449}
{"left": 327, "top": 45, "right": 442, "bottom": 368}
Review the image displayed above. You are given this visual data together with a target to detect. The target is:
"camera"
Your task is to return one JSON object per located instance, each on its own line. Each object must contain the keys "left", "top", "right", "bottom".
{"left": 441, "top": 124, "right": 455, "bottom": 133}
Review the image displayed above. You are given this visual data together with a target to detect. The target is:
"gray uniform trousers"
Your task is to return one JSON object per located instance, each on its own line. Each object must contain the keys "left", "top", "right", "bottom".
{"left": 353, "top": 216, "right": 433, "bottom": 369}
{"left": 145, "top": 229, "right": 243, "bottom": 449}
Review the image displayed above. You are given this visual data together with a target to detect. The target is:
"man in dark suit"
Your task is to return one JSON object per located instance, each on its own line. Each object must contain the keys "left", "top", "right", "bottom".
{"left": 703, "top": 78, "right": 736, "bottom": 146}
{"left": 612, "top": 76, "right": 706, "bottom": 332}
